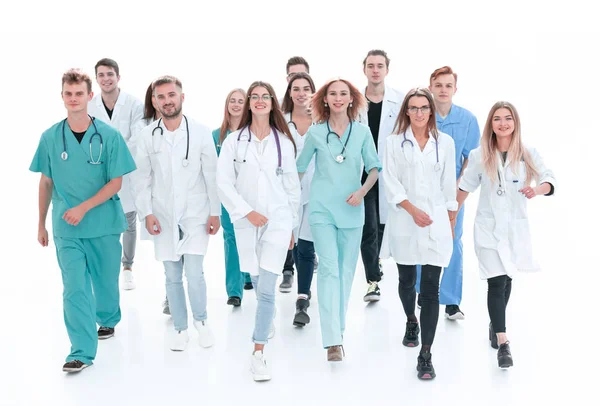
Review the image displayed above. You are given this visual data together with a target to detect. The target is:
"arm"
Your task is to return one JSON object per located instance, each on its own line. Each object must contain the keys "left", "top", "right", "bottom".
{"left": 126, "top": 100, "right": 145, "bottom": 148}
{"left": 62, "top": 177, "right": 123, "bottom": 226}
{"left": 459, "top": 115, "right": 481, "bottom": 184}
{"left": 201, "top": 128, "right": 221, "bottom": 234}
{"left": 519, "top": 148, "right": 556, "bottom": 199}
{"left": 347, "top": 128, "right": 382, "bottom": 206}
{"left": 37, "top": 174, "right": 53, "bottom": 246}
{"left": 443, "top": 137, "right": 459, "bottom": 237}
{"left": 457, "top": 149, "right": 482, "bottom": 211}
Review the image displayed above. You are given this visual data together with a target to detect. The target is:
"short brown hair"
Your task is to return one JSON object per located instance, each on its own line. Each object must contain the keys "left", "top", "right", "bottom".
{"left": 152, "top": 75, "right": 183, "bottom": 93}
{"left": 430, "top": 66, "right": 457, "bottom": 85}
{"left": 62, "top": 69, "right": 93, "bottom": 93}
{"left": 362, "top": 49, "right": 390, "bottom": 68}
{"left": 286, "top": 56, "right": 309, "bottom": 74}
{"left": 95, "top": 58, "right": 120, "bottom": 76}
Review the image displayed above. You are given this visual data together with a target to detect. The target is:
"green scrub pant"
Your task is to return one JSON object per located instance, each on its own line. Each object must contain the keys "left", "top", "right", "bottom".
{"left": 55, "top": 234, "right": 122, "bottom": 365}
{"left": 222, "top": 205, "right": 251, "bottom": 299}
{"left": 311, "top": 224, "right": 362, "bottom": 348}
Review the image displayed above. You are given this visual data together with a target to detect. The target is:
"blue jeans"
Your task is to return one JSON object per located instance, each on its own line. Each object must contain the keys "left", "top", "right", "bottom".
{"left": 251, "top": 269, "right": 278, "bottom": 344}
{"left": 416, "top": 205, "right": 465, "bottom": 305}
{"left": 292, "top": 239, "right": 315, "bottom": 295}
{"left": 163, "top": 254, "right": 207, "bottom": 331}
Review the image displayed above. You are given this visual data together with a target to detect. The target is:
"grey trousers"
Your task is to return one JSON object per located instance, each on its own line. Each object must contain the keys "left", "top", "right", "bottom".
{"left": 121, "top": 211, "right": 137, "bottom": 269}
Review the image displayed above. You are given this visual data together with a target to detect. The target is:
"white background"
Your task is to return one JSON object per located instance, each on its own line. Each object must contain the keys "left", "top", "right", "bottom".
{"left": 0, "top": 2, "right": 598, "bottom": 405}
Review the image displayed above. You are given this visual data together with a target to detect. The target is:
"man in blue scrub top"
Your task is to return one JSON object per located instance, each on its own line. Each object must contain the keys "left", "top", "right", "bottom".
{"left": 30, "top": 69, "right": 136, "bottom": 373}
{"left": 417, "top": 66, "right": 480, "bottom": 320}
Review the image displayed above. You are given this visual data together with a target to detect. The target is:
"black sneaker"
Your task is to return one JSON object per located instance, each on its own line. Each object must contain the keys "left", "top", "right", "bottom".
{"left": 244, "top": 282, "right": 254, "bottom": 290}
{"left": 402, "top": 321, "right": 420, "bottom": 347}
{"left": 227, "top": 296, "right": 241, "bottom": 307}
{"left": 62, "top": 360, "right": 89, "bottom": 373}
{"left": 293, "top": 298, "right": 310, "bottom": 327}
{"left": 279, "top": 271, "right": 293, "bottom": 293}
{"left": 162, "top": 297, "right": 170, "bottom": 315}
{"left": 98, "top": 326, "right": 114, "bottom": 340}
{"left": 363, "top": 282, "right": 381, "bottom": 302}
{"left": 489, "top": 322, "right": 499, "bottom": 349}
{"left": 497, "top": 342, "right": 513, "bottom": 368}
{"left": 417, "top": 350, "right": 436, "bottom": 380}
{"left": 445, "top": 305, "right": 465, "bottom": 320}
{"left": 378, "top": 259, "right": 384, "bottom": 279}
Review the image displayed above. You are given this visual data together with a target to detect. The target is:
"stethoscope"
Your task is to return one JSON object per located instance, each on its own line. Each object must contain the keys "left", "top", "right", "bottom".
{"left": 152, "top": 115, "right": 191, "bottom": 167}
{"left": 61, "top": 115, "right": 104, "bottom": 164}
{"left": 400, "top": 131, "right": 441, "bottom": 171}
{"left": 234, "top": 125, "right": 283, "bottom": 176}
{"left": 326, "top": 120, "right": 353, "bottom": 163}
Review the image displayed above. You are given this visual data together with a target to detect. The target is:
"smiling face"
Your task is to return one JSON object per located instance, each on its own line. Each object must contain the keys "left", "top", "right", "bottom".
{"left": 406, "top": 95, "right": 432, "bottom": 131}
{"left": 154, "top": 82, "right": 184, "bottom": 119}
{"left": 96, "top": 65, "right": 120, "bottom": 94}
{"left": 228, "top": 91, "right": 245, "bottom": 118}
{"left": 62, "top": 81, "right": 93, "bottom": 114}
{"left": 491, "top": 107, "right": 515, "bottom": 139}
{"left": 324, "top": 81, "right": 353, "bottom": 115}
{"left": 290, "top": 78, "right": 312, "bottom": 108}
{"left": 248, "top": 86, "right": 273, "bottom": 117}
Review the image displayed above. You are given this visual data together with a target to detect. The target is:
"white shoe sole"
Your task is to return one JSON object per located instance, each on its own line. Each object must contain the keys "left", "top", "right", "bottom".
{"left": 279, "top": 286, "right": 292, "bottom": 293}
{"left": 122, "top": 283, "right": 136, "bottom": 290}
{"left": 363, "top": 295, "right": 381, "bottom": 302}
{"left": 445, "top": 312, "right": 465, "bottom": 320}
{"left": 63, "top": 364, "right": 89, "bottom": 372}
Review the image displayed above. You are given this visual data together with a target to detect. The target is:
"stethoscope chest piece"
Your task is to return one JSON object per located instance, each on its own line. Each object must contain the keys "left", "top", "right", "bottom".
{"left": 276, "top": 167, "right": 283, "bottom": 176}
{"left": 434, "top": 162, "right": 441, "bottom": 172}
{"left": 497, "top": 188, "right": 505, "bottom": 196}
{"left": 182, "top": 159, "right": 189, "bottom": 167}
{"left": 335, "top": 155, "right": 345, "bottom": 163}
{"left": 61, "top": 151, "right": 68, "bottom": 161}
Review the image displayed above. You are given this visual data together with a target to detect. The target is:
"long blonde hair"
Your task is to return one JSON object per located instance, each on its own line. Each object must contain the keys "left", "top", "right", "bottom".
{"left": 218, "top": 88, "right": 246, "bottom": 145}
{"left": 481, "top": 101, "right": 538, "bottom": 185}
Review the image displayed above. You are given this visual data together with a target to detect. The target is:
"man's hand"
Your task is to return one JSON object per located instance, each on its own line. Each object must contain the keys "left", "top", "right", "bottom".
{"left": 207, "top": 216, "right": 221, "bottom": 235}
{"left": 145, "top": 214, "right": 162, "bottom": 235}
{"left": 38, "top": 226, "right": 49, "bottom": 247}
{"left": 63, "top": 204, "right": 88, "bottom": 226}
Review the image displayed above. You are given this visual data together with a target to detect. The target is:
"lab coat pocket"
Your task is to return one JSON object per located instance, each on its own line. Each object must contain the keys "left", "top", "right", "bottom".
{"left": 474, "top": 217, "right": 497, "bottom": 249}
{"left": 389, "top": 208, "right": 416, "bottom": 237}
{"left": 430, "top": 205, "right": 452, "bottom": 240}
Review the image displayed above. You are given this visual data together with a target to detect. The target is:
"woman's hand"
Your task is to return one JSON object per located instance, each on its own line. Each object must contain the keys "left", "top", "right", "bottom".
{"left": 346, "top": 189, "right": 366, "bottom": 206}
{"left": 519, "top": 186, "right": 537, "bottom": 199}
{"left": 410, "top": 206, "right": 433, "bottom": 228}
{"left": 247, "top": 211, "right": 268, "bottom": 227}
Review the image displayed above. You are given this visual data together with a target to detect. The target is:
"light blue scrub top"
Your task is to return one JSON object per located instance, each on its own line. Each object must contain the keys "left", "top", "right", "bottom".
{"left": 296, "top": 121, "right": 382, "bottom": 229}
{"left": 435, "top": 104, "right": 480, "bottom": 179}
{"left": 29, "top": 118, "right": 137, "bottom": 239}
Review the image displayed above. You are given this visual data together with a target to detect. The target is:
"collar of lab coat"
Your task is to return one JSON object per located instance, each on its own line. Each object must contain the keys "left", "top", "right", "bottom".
{"left": 158, "top": 116, "right": 187, "bottom": 146}
{"left": 95, "top": 88, "right": 127, "bottom": 108}
{"left": 404, "top": 126, "right": 438, "bottom": 156}
{"left": 360, "top": 84, "right": 401, "bottom": 123}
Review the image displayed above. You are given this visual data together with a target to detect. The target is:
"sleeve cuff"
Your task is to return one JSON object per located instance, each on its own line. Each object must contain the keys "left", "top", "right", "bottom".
{"left": 446, "top": 201, "right": 458, "bottom": 211}
{"left": 391, "top": 193, "right": 407, "bottom": 212}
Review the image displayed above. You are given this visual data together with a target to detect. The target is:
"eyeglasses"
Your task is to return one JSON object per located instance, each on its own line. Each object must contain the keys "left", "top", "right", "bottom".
{"left": 407, "top": 106, "right": 431, "bottom": 115}
{"left": 249, "top": 94, "right": 273, "bottom": 102}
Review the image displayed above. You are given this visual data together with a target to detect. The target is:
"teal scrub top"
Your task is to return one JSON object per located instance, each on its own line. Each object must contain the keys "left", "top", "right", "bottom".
{"left": 212, "top": 128, "right": 231, "bottom": 156}
{"left": 435, "top": 104, "right": 480, "bottom": 179}
{"left": 296, "top": 121, "right": 382, "bottom": 228}
{"left": 29, "top": 118, "right": 137, "bottom": 239}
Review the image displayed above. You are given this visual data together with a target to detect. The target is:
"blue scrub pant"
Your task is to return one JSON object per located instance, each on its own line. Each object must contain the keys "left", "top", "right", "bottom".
{"left": 312, "top": 224, "right": 362, "bottom": 348}
{"left": 222, "top": 205, "right": 251, "bottom": 299}
{"left": 55, "top": 234, "right": 122, "bottom": 365}
{"left": 416, "top": 205, "right": 464, "bottom": 305}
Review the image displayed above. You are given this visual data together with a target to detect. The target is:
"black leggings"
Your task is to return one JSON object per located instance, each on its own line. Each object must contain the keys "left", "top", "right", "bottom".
{"left": 487, "top": 275, "right": 512, "bottom": 333}
{"left": 397, "top": 264, "right": 441, "bottom": 347}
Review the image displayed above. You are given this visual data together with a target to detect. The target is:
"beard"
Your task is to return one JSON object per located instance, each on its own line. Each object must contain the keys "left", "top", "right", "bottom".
{"left": 160, "top": 103, "right": 182, "bottom": 119}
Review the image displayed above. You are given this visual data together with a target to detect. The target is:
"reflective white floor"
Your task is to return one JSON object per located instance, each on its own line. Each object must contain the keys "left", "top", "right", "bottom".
{"left": 3, "top": 195, "right": 594, "bottom": 406}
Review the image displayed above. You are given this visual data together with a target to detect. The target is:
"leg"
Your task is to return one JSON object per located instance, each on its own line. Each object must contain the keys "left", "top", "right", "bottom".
{"left": 487, "top": 275, "right": 509, "bottom": 336}
{"left": 360, "top": 195, "right": 381, "bottom": 283}
{"left": 397, "top": 264, "right": 417, "bottom": 320}
{"left": 183, "top": 254, "right": 207, "bottom": 322}
{"left": 419, "top": 265, "right": 442, "bottom": 349}
{"left": 251, "top": 269, "right": 278, "bottom": 346}
{"left": 295, "top": 239, "right": 315, "bottom": 296}
{"left": 121, "top": 211, "right": 137, "bottom": 269}
{"left": 312, "top": 224, "right": 342, "bottom": 348}
{"left": 440, "top": 206, "right": 465, "bottom": 316}
{"left": 163, "top": 257, "right": 188, "bottom": 331}
{"left": 279, "top": 250, "right": 295, "bottom": 292}
{"left": 337, "top": 227, "right": 362, "bottom": 337}
{"left": 85, "top": 235, "right": 122, "bottom": 329}
{"left": 222, "top": 206, "right": 244, "bottom": 300}
{"left": 55, "top": 237, "right": 97, "bottom": 365}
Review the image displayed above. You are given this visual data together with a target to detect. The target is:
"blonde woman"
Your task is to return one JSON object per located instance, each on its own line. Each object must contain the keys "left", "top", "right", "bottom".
{"left": 457, "top": 101, "right": 556, "bottom": 369}
{"left": 212, "top": 88, "right": 253, "bottom": 307}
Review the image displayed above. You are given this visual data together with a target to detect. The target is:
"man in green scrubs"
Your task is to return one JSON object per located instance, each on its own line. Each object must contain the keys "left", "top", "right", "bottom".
{"left": 30, "top": 69, "right": 136, "bottom": 373}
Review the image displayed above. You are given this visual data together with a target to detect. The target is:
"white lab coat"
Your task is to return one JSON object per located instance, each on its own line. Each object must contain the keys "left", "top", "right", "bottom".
{"left": 88, "top": 90, "right": 144, "bottom": 213}
{"left": 458, "top": 146, "right": 556, "bottom": 279}
{"left": 217, "top": 127, "right": 301, "bottom": 276}
{"left": 285, "top": 112, "right": 314, "bottom": 243}
{"left": 132, "top": 117, "right": 156, "bottom": 241}
{"left": 359, "top": 85, "right": 405, "bottom": 224}
{"left": 380, "top": 128, "right": 458, "bottom": 267}
{"left": 129, "top": 116, "right": 221, "bottom": 262}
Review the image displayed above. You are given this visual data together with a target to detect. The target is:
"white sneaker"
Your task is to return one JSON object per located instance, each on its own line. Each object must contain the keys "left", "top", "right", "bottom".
{"left": 268, "top": 322, "right": 275, "bottom": 339}
{"left": 193, "top": 320, "right": 215, "bottom": 348}
{"left": 170, "top": 329, "right": 189, "bottom": 351}
{"left": 121, "top": 270, "right": 135, "bottom": 290}
{"left": 250, "top": 351, "right": 271, "bottom": 381}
